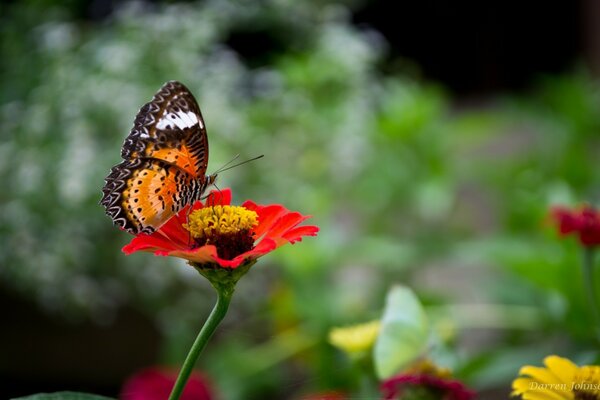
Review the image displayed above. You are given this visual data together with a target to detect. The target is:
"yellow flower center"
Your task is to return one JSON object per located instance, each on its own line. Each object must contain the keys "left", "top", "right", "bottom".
{"left": 185, "top": 205, "right": 258, "bottom": 238}
{"left": 405, "top": 359, "right": 452, "bottom": 379}
{"left": 184, "top": 205, "right": 258, "bottom": 260}
{"left": 328, "top": 320, "right": 381, "bottom": 355}
{"left": 573, "top": 366, "right": 600, "bottom": 400}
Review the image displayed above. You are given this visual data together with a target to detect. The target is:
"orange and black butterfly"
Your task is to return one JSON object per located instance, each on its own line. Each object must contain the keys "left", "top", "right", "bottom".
{"left": 101, "top": 81, "right": 217, "bottom": 234}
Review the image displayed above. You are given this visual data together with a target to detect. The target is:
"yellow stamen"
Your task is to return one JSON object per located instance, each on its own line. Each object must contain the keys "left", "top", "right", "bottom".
{"left": 328, "top": 320, "right": 381, "bottom": 354}
{"left": 573, "top": 366, "right": 600, "bottom": 399}
{"left": 404, "top": 359, "right": 452, "bottom": 379}
{"left": 184, "top": 205, "right": 258, "bottom": 239}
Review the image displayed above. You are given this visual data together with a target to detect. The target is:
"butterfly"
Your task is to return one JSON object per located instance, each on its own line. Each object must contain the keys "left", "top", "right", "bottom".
{"left": 101, "top": 81, "right": 217, "bottom": 235}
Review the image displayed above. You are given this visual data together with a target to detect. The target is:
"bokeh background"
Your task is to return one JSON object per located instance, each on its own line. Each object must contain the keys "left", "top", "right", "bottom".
{"left": 1, "top": 0, "right": 600, "bottom": 399}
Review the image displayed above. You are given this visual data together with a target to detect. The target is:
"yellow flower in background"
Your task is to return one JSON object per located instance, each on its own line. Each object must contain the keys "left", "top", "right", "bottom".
{"left": 328, "top": 320, "right": 381, "bottom": 355}
{"left": 512, "top": 355, "right": 600, "bottom": 400}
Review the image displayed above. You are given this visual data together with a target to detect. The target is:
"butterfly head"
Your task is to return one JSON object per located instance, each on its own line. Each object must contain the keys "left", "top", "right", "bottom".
{"left": 195, "top": 172, "right": 217, "bottom": 201}
{"left": 206, "top": 173, "right": 218, "bottom": 187}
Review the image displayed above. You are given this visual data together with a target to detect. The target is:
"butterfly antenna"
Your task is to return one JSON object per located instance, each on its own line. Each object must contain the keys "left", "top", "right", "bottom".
{"left": 213, "top": 154, "right": 241, "bottom": 174}
{"left": 215, "top": 154, "right": 264, "bottom": 174}
{"left": 213, "top": 182, "right": 223, "bottom": 198}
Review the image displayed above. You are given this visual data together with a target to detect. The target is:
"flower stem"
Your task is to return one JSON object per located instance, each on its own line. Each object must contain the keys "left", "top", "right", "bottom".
{"left": 582, "top": 248, "right": 600, "bottom": 342}
{"left": 168, "top": 286, "right": 233, "bottom": 400}
{"left": 354, "top": 354, "right": 379, "bottom": 399}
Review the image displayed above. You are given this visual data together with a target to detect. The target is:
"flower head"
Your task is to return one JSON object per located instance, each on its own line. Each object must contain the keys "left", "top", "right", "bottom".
{"left": 381, "top": 360, "right": 475, "bottom": 400}
{"left": 328, "top": 320, "right": 381, "bottom": 355}
{"left": 183, "top": 205, "right": 258, "bottom": 260}
{"left": 123, "top": 188, "right": 319, "bottom": 268}
{"left": 551, "top": 205, "right": 600, "bottom": 247}
{"left": 512, "top": 355, "right": 600, "bottom": 400}
{"left": 121, "top": 367, "right": 212, "bottom": 400}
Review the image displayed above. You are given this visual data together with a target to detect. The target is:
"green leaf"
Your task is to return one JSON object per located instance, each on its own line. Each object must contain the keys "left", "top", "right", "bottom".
{"left": 11, "top": 392, "right": 116, "bottom": 400}
{"left": 374, "top": 285, "right": 430, "bottom": 380}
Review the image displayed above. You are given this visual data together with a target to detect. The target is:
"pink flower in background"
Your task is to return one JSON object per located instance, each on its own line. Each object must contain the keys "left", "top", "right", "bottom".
{"left": 551, "top": 205, "right": 600, "bottom": 247}
{"left": 381, "top": 373, "right": 475, "bottom": 400}
{"left": 121, "top": 367, "right": 212, "bottom": 400}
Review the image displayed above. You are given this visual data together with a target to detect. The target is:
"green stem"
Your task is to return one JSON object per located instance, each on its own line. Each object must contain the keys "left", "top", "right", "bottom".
{"left": 167, "top": 261, "right": 253, "bottom": 400}
{"left": 168, "top": 287, "right": 233, "bottom": 400}
{"left": 582, "top": 247, "right": 600, "bottom": 342}
{"left": 354, "top": 354, "right": 379, "bottom": 399}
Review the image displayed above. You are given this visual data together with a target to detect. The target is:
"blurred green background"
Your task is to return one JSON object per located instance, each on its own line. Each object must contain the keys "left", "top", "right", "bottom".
{"left": 1, "top": 0, "right": 599, "bottom": 399}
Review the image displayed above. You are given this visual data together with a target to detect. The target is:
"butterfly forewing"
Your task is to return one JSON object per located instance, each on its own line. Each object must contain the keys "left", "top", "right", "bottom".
{"left": 101, "top": 81, "right": 211, "bottom": 234}
{"left": 121, "top": 81, "right": 209, "bottom": 176}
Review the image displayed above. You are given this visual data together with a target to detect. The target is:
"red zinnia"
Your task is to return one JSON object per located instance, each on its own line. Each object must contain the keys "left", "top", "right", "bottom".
{"left": 123, "top": 188, "right": 319, "bottom": 268}
{"left": 381, "top": 373, "right": 475, "bottom": 400}
{"left": 121, "top": 367, "right": 213, "bottom": 400}
{"left": 551, "top": 205, "right": 600, "bottom": 247}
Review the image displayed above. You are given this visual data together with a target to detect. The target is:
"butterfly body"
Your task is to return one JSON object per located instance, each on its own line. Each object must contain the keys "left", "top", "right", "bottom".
{"left": 101, "top": 81, "right": 216, "bottom": 234}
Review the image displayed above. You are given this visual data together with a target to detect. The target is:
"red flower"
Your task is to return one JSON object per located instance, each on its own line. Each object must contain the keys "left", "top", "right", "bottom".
{"left": 381, "top": 373, "right": 475, "bottom": 400}
{"left": 121, "top": 367, "right": 212, "bottom": 400}
{"left": 123, "top": 188, "right": 319, "bottom": 268}
{"left": 551, "top": 205, "right": 600, "bottom": 247}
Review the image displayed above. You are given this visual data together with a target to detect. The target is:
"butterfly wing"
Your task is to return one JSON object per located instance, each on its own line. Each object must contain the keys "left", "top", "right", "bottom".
{"left": 101, "top": 81, "right": 210, "bottom": 234}
{"left": 121, "top": 80, "right": 209, "bottom": 177}
{"left": 101, "top": 158, "right": 200, "bottom": 234}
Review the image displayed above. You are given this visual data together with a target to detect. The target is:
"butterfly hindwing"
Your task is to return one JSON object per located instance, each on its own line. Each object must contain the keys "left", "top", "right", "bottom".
{"left": 102, "top": 158, "right": 201, "bottom": 234}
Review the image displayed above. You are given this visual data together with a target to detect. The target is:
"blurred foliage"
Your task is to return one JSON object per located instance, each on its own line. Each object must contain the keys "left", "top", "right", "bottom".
{"left": 2, "top": 0, "right": 600, "bottom": 399}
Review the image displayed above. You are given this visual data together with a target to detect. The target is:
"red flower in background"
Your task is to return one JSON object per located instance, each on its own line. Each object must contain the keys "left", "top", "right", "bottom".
{"left": 551, "top": 205, "right": 600, "bottom": 247}
{"left": 121, "top": 367, "right": 212, "bottom": 400}
{"left": 381, "top": 373, "right": 475, "bottom": 400}
{"left": 299, "top": 391, "right": 347, "bottom": 400}
{"left": 123, "top": 188, "right": 319, "bottom": 268}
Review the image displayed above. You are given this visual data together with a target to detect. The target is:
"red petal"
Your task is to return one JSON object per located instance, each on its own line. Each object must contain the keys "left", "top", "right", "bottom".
{"left": 245, "top": 202, "right": 288, "bottom": 238}
{"left": 171, "top": 238, "right": 278, "bottom": 268}
{"left": 190, "top": 201, "right": 204, "bottom": 212}
{"left": 264, "top": 212, "right": 312, "bottom": 240}
{"left": 205, "top": 188, "right": 232, "bottom": 206}
{"left": 174, "top": 204, "right": 191, "bottom": 224}
{"left": 123, "top": 234, "right": 180, "bottom": 255}
{"left": 550, "top": 206, "right": 581, "bottom": 234}
{"left": 579, "top": 206, "right": 600, "bottom": 246}
{"left": 155, "top": 218, "right": 190, "bottom": 247}
{"left": 243, "top": 237, "right": 278, "bottom": 258}
{"left": 550, "top": 205, "right": 600, "bottom": 247}
{"left": 210, "top": 255, "right": 249, "bottom": 268}
{"left": 282, "top": 225, "right": 320, "bottom": 244}
{"left": 209, "top": 238, "right": 277, "bottom": 268}
{"left": 162, "top": 245, "right": 220, "bottom": 264}
{"left": 158, "top": 244, "right": 250, "bottom": 268}
{"left": 380, "top": 373, "right": 475, "bottom": 400}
